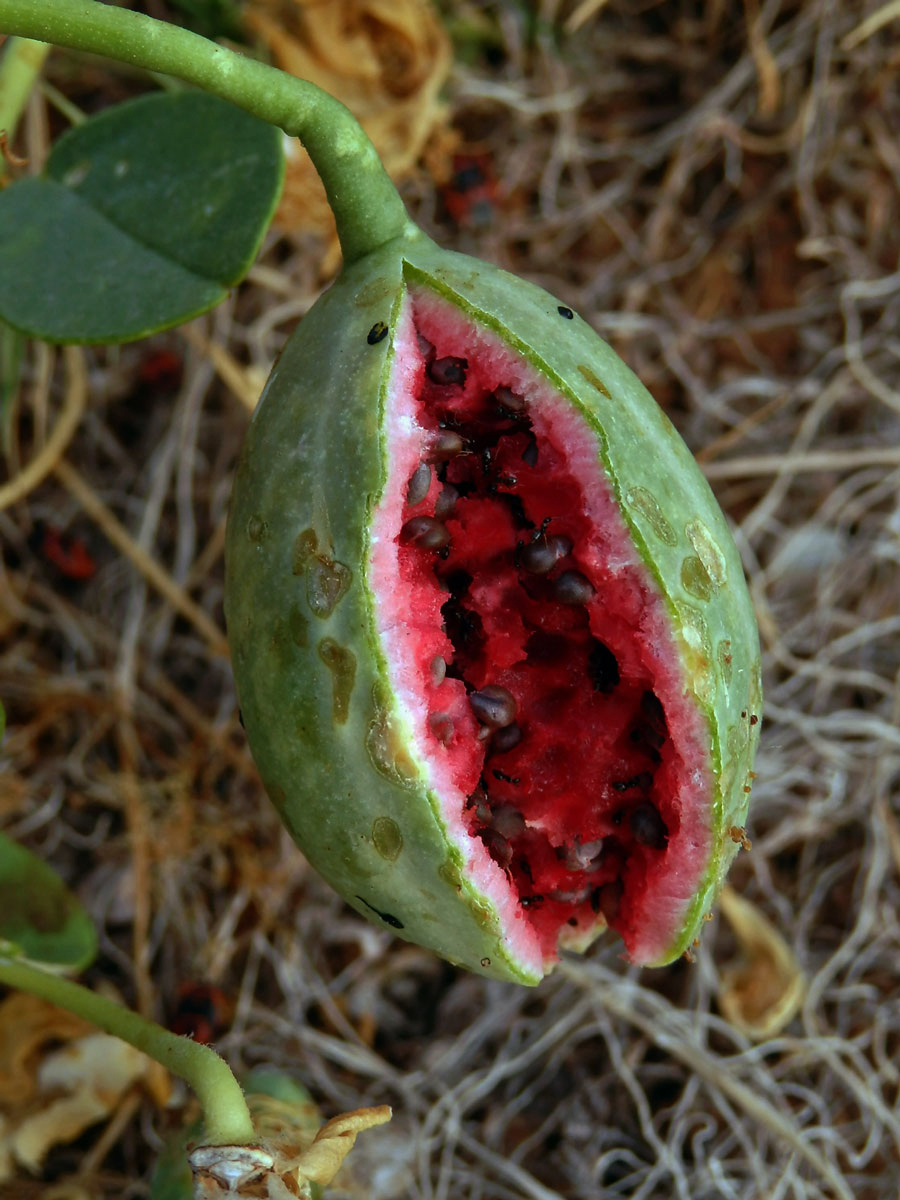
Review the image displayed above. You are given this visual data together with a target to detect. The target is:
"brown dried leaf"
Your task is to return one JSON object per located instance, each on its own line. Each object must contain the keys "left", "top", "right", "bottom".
{"left": 3, "top": 1031, "right": 158, "bottom": 1175}
{"left": 0, "top": 993, "right": 90, "bottom": 1111}
{"left": 293, "top": 1105, "right": 392, "bottom": 1187}
{"left": 717, "top": 885, "right": 806, "bottom": 1041}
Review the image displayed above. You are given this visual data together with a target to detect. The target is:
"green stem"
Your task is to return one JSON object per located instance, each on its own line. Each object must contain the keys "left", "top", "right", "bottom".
{"left": 0, "top": 36, "right": 50, "bottom": 176}
{"left": 0, "top": 0, "right": 415, "bottom": 263}
{"left": 0, "top": 955, "right": 256, "bottom": 1147}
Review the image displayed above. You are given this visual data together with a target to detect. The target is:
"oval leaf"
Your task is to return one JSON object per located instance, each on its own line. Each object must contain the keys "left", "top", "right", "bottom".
{"left": 0, "top": 832, "right": 98, "bottom": 970}
{"left": 0, "top": 92, "right": 284, "bottom": 343}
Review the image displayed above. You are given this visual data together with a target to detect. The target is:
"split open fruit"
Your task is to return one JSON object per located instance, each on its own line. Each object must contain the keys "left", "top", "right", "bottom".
{"left": 225, "top": 233, "right": 761, "bottom": 984}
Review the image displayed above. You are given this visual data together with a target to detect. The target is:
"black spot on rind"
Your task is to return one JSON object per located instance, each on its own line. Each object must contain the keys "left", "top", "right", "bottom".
{"left": 356, "top": 895, "right": 404, "bottom": 929}
{"left": 367, "top": 321, "right": 389, "bottom": 345}
{"left": 557, "top": 305, "right": 574, "bottom": 319}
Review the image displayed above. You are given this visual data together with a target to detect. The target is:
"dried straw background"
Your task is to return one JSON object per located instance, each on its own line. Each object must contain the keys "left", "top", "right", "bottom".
{"left": 2, "top": 1, "right": 900, "bottom": 1197}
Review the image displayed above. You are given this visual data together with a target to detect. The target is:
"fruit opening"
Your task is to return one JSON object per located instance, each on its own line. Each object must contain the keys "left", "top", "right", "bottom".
{"left": 370, "top": 286, "right": 711, "bottom": 971}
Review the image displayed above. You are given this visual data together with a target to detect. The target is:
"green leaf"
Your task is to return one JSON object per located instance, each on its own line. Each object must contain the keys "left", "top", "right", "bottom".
{"left": 0, "top": 91, "right": 284, "bottom": 343}
{"left": 0, "top": 319, "right": 25, "bottom": 456}
{"left": 0, "top": 831, "right": 98, "bottom": 970}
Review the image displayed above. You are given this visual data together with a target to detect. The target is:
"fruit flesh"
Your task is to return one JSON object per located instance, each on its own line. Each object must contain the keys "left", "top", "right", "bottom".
{"left": 370, "top": 288, "right": 713, "bottom": 968}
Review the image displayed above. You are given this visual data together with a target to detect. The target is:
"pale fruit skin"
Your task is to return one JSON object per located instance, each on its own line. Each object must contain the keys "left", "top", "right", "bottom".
{"left": 225, "top": 229, "right": 762, "bottom": 985}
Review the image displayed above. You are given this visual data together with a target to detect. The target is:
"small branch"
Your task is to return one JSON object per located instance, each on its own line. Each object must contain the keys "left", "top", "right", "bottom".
{"left": 0, "top": 955, "right": 257, "bottom": 1147}
{"left": 0, "top": 0, "right": 415, "bottom": 263}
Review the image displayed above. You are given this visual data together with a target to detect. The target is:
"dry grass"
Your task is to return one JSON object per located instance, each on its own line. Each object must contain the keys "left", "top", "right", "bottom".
{"left": 2, "top": 1, "right": 900, "bottom": 1196}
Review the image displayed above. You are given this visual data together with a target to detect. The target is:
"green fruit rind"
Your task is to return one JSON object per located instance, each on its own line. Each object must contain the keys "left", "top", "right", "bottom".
{"left": 225, "top": 229, "right": 761, "bottom": 983}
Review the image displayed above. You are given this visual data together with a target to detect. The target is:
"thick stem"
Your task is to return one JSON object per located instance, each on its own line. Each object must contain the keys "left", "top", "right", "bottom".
{"left": 0, "top": 956, "right": 257, "bottom": 1147}
{"left": 0, "top": 0, "right": 415, "bottom": 263}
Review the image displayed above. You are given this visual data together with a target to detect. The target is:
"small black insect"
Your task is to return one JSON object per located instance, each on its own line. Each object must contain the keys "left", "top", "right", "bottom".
{"left": 367, "top": 321, "right": 389, "bottom": 345}
{"left": 557, "top": 305, "right": 574, "bottom": 319}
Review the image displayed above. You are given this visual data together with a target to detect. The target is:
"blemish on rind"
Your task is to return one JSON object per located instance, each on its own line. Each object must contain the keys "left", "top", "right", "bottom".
{"left": 356, "top": 895, "right": 404, "bottom": 929}
{"left": 366, "top": 687, "right": 418, "bottom": 787}
{"left": 288, "top": 604, "right": 308, "bottom": 648}
{"left": 246, "top": 515, "right": 267, "bottom": 543}
{"left": 293, "top": 529, "right": 319, "bottom": 573}
{"left": 625, "top": 486, "right": 677, "bottom": 546}
{"left": 675, "top": 602, "right": 714, "bottom": 704}
{"left": 717, "top": 638, "right": 733, "bottom": 684}
{"left": 686, "top": 519, "right": 727, "bottom": 588}
{"left": 728, "top": 722, "right": 749, "bottom": 761}
{"left": 439, "top": 859, "right": 463, "bottom": 892}
{"left": 468, "top": 898, "right": 494, "bottom": 930}
{"left": 372, "top": 816, "right": 403, "bottom": 861}
{"left": 576, "top": 363, "right": 611, "bottom": 398}
{"left": 318, "top": 639, "right": 356, "bottom": 724}
{"left": 293, "top": 527, "right": 352, "bottom": 617}
{"left": 307, "top": 558, "right": 351, "bottom": 617}
{"left": 681, "top": 555, "right": 715, "bottom": 602}
{"left": 354, "top": 278, "right": 394, "bottom": 307}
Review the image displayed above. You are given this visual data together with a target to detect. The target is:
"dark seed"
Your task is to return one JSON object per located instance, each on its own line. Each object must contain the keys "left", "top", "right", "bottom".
{"left": 494, "top": 385, "right": 526, "bottom": 413}
{"left": 557, "top": 305, "right": 574, "bottom": 319}
{"left": 406, "top": 462, "right": 431, "bottom": 505}
{"left": 430, "top": 655, "right": 447, "bottom": 685}
{"left": 441, "top": 598, "right": 482, "bottom": 653}
{"left": 469, "top": 684, "right": 517, "bottom": 728}
{"left": 553, "top": 569, "right": 595, "bottom": 605}
{"left": 491, "top": 805, "right": 525, "bottom": 838}
{"left": 521, "top": 436, "right": 538, "bottom": 467}
{"left": 492, "top": 769, "right": 520, "bottom": 784}
{"left": 491, "top": 722, "right": 522, "bottom": 754}
{"left": 611, "top": 772, "right": 653, "bottom": 793}
{"left": 629, "top": 802, "right": 669, "bottom": 850}
{"left": 428, "top": 430, "right": 466, "bottom": 461}
{"left": 367, "top": 321, "right": 389, "bottom": 344}
{"left": 428, "top": 356, "right": 467, "bottom": 386}
{"left": 588, "top": 640, "right": 620, "bottom": 693}
{"left": 564, "top": 837, "right": 604, "bottom": 872}
{"left": 400, "top": 516, "right": 450, "bottom": 550}
{"left": 434, "top": 484, "right": 459, "bottom": 520}
{"left": 520, "top": 532, "right": 572, "bottom": 575}
{"left": 520, "top": 894, "right": 544, "bottom": 907}
{"left": 481, "top": 828, "right": 512, "bottom": 869}
{"left": 594, "top": 880, "right": 623, "bottom": 921}
{"left": 443, "top": 569, "right": 472, "bottom": 598}
{"left": 428, "top": 712, "right": 454, "bottom": 745}
{"left": 641, "top": 691, "right": 666, "bottom": 732}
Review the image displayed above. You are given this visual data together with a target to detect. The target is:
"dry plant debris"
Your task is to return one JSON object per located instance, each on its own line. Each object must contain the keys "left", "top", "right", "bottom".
{"left": 1, "top": 1, "right": 900, "bottom": 1197}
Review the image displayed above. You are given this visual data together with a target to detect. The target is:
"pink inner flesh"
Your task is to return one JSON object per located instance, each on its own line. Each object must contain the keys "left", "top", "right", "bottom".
{"left": 370, "top": 291, "right": 711, "bottom": 969}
